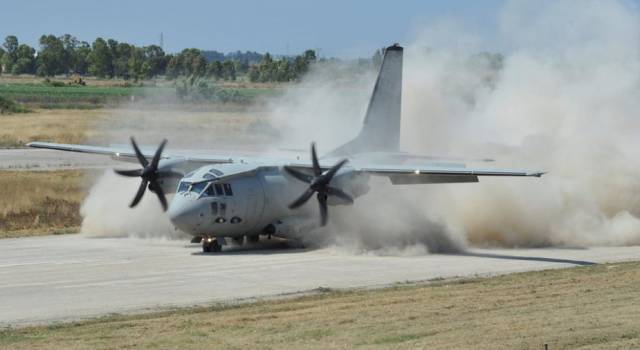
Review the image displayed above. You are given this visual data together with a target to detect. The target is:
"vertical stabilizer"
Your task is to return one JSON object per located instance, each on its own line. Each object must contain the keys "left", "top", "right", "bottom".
{"left": 330, "top": 44, "right": 403, "bottom": 156}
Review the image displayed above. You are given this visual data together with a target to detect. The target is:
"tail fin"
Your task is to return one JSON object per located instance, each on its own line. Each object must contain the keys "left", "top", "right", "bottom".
{"left": 330, "top": 44, "right": 403, "bottom": 156}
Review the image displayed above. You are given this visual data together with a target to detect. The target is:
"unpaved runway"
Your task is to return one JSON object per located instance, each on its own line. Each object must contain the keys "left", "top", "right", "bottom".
{"left": 1, "top": 235, "right": 640, "bottom": 326}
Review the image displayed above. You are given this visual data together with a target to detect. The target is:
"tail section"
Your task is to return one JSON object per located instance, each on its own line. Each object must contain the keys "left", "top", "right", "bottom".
{"left": 330, "top": 44, "right": 403, "bottom": 156}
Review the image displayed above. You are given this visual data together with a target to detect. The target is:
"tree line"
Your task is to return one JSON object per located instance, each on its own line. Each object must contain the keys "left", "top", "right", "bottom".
{"left": 0, "top": 34, "right": 317, "bottom": 82}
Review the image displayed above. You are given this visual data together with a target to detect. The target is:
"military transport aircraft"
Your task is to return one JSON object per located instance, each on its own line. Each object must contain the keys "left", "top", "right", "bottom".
{"left": 28, "top": 44, "right": 544, "bottom": 252}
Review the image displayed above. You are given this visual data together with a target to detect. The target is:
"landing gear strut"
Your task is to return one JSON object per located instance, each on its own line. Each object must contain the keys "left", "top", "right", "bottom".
{"left": 202, "top": 237, "right": 222, "bottom": 253}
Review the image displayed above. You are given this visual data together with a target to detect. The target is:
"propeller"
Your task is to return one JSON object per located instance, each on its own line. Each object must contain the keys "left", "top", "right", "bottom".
{"left": 284, "top": 143, "right": 353, "bottom": 226}
{"left": 114, "top": 137, "right": 181, "bottom": 211}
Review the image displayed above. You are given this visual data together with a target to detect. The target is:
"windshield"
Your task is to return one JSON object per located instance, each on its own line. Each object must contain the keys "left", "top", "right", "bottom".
{"left": 177, "top": 181, "right": 191, "bottom": 193}
{"left": 191, "top": 182, "right": 208, "bottom": 194}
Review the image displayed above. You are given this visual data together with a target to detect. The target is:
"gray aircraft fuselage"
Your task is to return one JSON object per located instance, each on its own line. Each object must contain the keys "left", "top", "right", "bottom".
{"left": 167, "top": 163, "right": 369, "bottom": 239}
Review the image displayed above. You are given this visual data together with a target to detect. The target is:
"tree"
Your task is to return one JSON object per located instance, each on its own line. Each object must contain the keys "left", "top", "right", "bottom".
{"left": 207, "top": 60, "right": 223, "bottom": 79}
{"left": 127, "top": 47, "right": 148, "bottom": 81}
{"left": 88, "top": 38, "right": 113, "bottom": 78}
{"left": 3, "top": 35, "right": 18, "bottom": 55}
{"left": 12, "top": 44, "right": 36, "bottom": 74}
{"left": 222, "top": 60, "right": 236, "bottom": 81}
{"left": 234, "top": 59, "right": 249, "bottom": 75}
{"left": 2, "top": 35, "right": 19, "bottom": 73}
{"left": 165, "top": 54, "right": 180, "bottom": 79}
{"left": 180, "top": 48, "right": 207, "bottom": 77}
{"left": 142, "top": 45, "right": 166, "bottom": 77}
{"left": 71, "top": 41, "right": 91, "bottom": 75}
{"left": 0, "top": 47, "right": 5, "bottom": 74}
{"left": 36, "top": 34, "right": 66, "bottom": 76}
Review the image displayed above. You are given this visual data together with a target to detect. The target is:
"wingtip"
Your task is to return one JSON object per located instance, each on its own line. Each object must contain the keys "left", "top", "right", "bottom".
{"left": 530, "top": 171, "right": 547, "bottom": 177}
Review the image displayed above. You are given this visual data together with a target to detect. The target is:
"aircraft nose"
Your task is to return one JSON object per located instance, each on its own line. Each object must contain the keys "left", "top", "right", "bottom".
{"left": 168, "top": 195, "right": 205, "bottom": 233}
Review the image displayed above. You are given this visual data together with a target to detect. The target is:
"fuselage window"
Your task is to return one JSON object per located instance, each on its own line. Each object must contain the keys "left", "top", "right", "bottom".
{"left": 223, "top": 183, "right": 233, "bottom": 196}
{"left": 214, "top": 183, "right": 224, "bottom": 196}
{"left": 177, "top": 181, "right": 191, "bottom": 193}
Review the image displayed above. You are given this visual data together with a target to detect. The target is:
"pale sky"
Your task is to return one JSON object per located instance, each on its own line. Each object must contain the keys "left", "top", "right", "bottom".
{"left": 2, "top": 0, "right": 506, "bottom": 57}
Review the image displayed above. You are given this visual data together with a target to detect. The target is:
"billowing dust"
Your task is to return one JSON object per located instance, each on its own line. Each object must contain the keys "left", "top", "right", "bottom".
{"left": 81, "top": 0, "right": 640, "bottom": 253}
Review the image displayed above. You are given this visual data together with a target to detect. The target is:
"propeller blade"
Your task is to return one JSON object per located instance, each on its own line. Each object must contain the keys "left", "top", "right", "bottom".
{"left": 153, "top": 182, "right": 168, "bottom": 211}
{"left": 150, "top": 139, "right": 168, "bottom": 170}
{"left": 114, "top": 168, "right": 142, "bottom": 177}
{"left": 326, "top": 186, "right": 354, "bottom": 204}
{"left": 284, "top": 166, "right": 313, "bottom": 183}
{"left": 311, "top": 142, "right": 321, "bottom": 177}
{"left": 130, "top": 137, "right": 149, "bottom": 167}
{"left": 318, "top": 193, "right": 328, "bottom": 226}
{"left": 130, "top": 180, "right": 148, "bottom": 208}
{"left": 321, "top": 159, "right": 348, "bottom": 183}
{"left": 289, "top": 188, "right": 315, "bottom": 209}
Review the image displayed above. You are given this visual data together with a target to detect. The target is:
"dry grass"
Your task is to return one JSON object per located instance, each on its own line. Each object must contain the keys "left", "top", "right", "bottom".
{"left": 0, "top": 109, "right": 109, "bottom": 147}
{"left": 0, "top": 170, "right": 87, "bottom": 237}
{"left": 2, "top": 262, "right": 640, "bottom": 349}
{"left": 0, "top": 107, "right": 269, "bottom": 148}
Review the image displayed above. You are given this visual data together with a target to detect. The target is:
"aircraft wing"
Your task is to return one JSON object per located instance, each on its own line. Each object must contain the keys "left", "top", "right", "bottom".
{"left": 27, "top": 142, "right": 235, "bottom": 164}
{"left": 354, "top": 164, "right": 544, "bottom": 184}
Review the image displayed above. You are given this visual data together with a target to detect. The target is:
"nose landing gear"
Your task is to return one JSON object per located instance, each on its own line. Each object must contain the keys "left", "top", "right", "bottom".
{"left": 202, "top": 237, "right": 222, "bottom": 253}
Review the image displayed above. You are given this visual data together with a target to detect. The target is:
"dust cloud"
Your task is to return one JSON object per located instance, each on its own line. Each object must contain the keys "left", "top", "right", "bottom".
{"left": 82, "top": 0, "right": 640, "bottom": 250}
{"left": 81, "top": 171, "right": 180, "bottom": 238}
{"left": 267, "top": 0, "right": 640, "bottom": 251}
{"left": 400, "top": 0, "right": 640, "bottom": 247}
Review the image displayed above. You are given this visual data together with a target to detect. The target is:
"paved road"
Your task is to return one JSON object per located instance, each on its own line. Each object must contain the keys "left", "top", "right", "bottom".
{"left": 1, "top": 235, "right": 639, "bottom": 326}
{"left": 0, "top": 148, "right": 118, "bottom": 170}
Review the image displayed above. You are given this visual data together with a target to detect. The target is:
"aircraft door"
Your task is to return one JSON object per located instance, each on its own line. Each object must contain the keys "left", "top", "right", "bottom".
{"left": 245, "top": 187, "right": 265, "bottom": 231}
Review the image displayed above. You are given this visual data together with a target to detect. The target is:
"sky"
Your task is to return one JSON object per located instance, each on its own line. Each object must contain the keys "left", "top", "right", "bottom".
{"left": 2, "top": 0, "right": 506, "bottom": 58}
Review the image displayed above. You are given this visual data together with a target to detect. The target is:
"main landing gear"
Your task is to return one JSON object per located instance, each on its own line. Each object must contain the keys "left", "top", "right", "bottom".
{"left": 202, "top": 237, "right": 222, "bottom": 253}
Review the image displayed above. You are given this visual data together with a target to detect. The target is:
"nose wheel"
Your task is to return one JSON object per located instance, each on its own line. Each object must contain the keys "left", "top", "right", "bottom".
{"left": 202, "top": 238, "right": 222, "bottom": 253}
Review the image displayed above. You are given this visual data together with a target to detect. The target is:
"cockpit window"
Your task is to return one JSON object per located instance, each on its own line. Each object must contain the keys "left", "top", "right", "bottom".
{"left": 209, "top": 169, "right": 224, "bottom": 176}
{"left": 200, "top": 183, "right": 233, "bottom": 197}
{"left": 203, "top": 173, "right": 216, "bottom": 180}
{"left": 203, "top": 184, "right": 215, "bottom": 197}
{"left": 177, "top": 181, "right": 191, "bottom": 193}
{"left": 191, "top": 182, "right": 207, "bottom": 194}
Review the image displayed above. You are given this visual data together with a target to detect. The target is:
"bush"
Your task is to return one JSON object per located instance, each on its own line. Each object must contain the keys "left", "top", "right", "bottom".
{"left": 0, "top": 95, "right": 30, "bottom": 114}
{"left": 174, "top": 76, "right": 250, "bottom": 103}
{"left": 42, "top": 78, "right": 66, "bottom": 87}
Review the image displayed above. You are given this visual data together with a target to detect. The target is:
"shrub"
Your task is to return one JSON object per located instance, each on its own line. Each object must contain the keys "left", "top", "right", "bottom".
{"left": 0, "top": 95, "right": 30, "bottom": 114}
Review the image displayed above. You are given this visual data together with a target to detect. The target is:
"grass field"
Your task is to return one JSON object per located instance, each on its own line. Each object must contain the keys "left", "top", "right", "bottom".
{"left": 0, "top": 109, "right": 109, "bottom": 147}
{"left": 0, "top": 78, "right": 280, "bottom": 109}
{"left": 0, "top": 170, "right": 87, "bottom": 238}
{"left": 1, "top": 261, "right": 639, "bottom": 349}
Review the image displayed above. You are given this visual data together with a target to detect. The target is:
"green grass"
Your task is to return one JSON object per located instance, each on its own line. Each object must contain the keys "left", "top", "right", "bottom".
{"left": 0, "top": 82, "right": 280, "bottom": 108}
{"left": 0, "top": 83, "right": 153, "bottom": 108}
